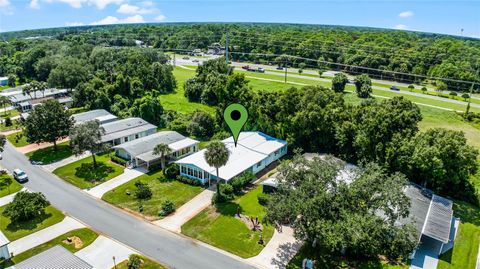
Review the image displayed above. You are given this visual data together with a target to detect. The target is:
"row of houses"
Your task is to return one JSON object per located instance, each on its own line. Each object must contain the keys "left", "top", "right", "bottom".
{"left": 6, "top": 88, "right": 72, "bottom": 113}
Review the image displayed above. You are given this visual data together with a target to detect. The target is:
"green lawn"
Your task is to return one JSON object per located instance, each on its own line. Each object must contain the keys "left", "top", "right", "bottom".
{"left": 0, "top": 109, "right": 20, "bottom": 119}
{"left": 53, "top": 152, "right": 124, "bottom": 189}
{"left": 0, "top": 120, "right": 21, "bottom": 132}
{"left": 25, "top": 141, "right": 73, "bottom": 164}
{"left": 159, "top": 67, "right": 215, "bottom": 115}
{"left": 0, "top": 205, "right": 65, "bottom": 241}
{"left": 10, "top": 228, "right": 98, "bottom": 265}
{"left": 437, "top": 201, "right": 480, "bottom": 269}
{"left": 102, "top": 170, "right": 203, "bottom": 220}
{"left": 6, "top": 131, "right": 29, "bottom": 147}
{"left": 0, "top": 174, "right": 23, "bottom": 198}
{"left": 114, "top": 255, "right": 167, "bottom": 269}
{"left": 182, "top": 185, "right": 275, "bottom": 258}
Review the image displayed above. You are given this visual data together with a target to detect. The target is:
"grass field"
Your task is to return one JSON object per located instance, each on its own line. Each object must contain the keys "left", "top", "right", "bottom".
{"left": 0, "top": 109, "right": 20, "bottom": 119}
{"left": 10, "top": 228, "right": 99, "bottom": 265}
{"left": 6, "top": 131, "right": 29, "bottom": 147}
{"left": 25, "top": 141, "right": 73, "bottom": 164}
{"left": 53, "top": 152, "right": 124, "bottom": 189}
{"left": 182, "top": 185, "right": 274, "bottom": 258}
{"left": 0, "top": 205, "right": 65, "bottom": 241}
{"left": 0, "top": 174, "right": 23, "bottom": 198}
{"left": 114, "top": 255, "right": 167, "bottom": 269}
{"left": 0, "top": 120, "right": 21, "bottom": 132}
{"left": 102, "top": 170, "right": 203, "bottom": 220}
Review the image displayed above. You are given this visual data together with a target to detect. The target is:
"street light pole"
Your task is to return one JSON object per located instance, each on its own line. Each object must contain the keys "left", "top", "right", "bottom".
{"left": 113, "top": 256, "right": 117, "bottom": 269}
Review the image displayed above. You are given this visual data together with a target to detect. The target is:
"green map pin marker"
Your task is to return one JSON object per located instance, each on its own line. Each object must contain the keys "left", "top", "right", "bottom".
{"left": 224, "top": 103, "right": 248, "bottom": 147}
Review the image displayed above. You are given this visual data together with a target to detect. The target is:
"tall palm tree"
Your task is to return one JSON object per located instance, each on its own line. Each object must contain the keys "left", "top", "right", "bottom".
{"left": 0, "top": 96, "right": 10, "bottom": 117}
{"left": 153, "top": 143, "right": 172, "bottom": 173}
{"left": 38, "top": 81, "right": 48, "bottom": 98}
{"left": 22, "top": 84, "right": 33, "bottom": 98}
{"left": 204, "top": 141, "right": 229, "bottom": 193}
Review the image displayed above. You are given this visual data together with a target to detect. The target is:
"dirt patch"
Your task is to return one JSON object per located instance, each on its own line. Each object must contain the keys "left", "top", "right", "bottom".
{"left": 62, "top": 236, "right": 83, "bottom": 249}
{"left": 235, "top": 213, "right": 263, "bottom": 231}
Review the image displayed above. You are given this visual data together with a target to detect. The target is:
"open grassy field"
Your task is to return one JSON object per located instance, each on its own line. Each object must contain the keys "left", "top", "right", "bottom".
{"left": 53, "top": 152, "right": 124, "bottom": 189}
{"left": 25, "top": 141, "right": 73, "bottom": 164}
{"left": 0, "top": 174, "right": 23, "bottom": 198}
{"left": 182, "top": 185, "right": 275, "bottom": 258}
{"left": 102, "top": 170, "right": 203, "bottom": 220}
{"left": 0, "top": 205, "right": 65, "bottom": 241}
{"left": 10, "top": 228, "right": 99, "bottom": 264}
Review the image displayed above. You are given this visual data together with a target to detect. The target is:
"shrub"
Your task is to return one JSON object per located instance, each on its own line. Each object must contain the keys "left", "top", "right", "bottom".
{"left": 148, "top": 163, "right": 162, "bottom": 172}
{"left": 134, "top": 181, "right": 152, "bottom": 200}
{"left": 159, "top": 200, "right": 175, "bottom": 216}
{"left": 230, "top": 171, "right": 256, "bottom": 193}
{"left": 462, "top": 93, "right": 470, "bottom": 101}
{"left": 3, "top": 192, "right": 50, "bottom": 222}
{"left": 165, "top": 163, "right": 179, "bottom": 179}
{"left": 212, "top": 183, "right": 234, "bottom": 203}
{"left": 449, "top": 91, "right": 458, "bottom": 97}
{"left": 127, "top": 254, "right": 142, "bottom": 269}
{"left": 408, "top": 85, "right": 414, "bottom": 90}
{"left": 176, "top": 175, "right": 202, "bottom": 186}
{"left": 110, "top": 155, "right": 128, "bottom": 166}
{"left": 4, "top": 117, "right": 12, "bottom": 127}
{"left": 187, "top": 110, "right": 215, "bottom": 139}
{"left": 257, "top": 193, "right": 270, "bottom": 206}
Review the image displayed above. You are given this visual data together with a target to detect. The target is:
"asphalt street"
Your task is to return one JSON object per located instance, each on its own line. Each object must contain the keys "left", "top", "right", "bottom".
{"left": 0, "top": 142, "right": 255, "bottom": 269}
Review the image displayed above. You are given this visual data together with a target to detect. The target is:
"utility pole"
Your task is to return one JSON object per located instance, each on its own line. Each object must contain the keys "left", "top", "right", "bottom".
{"left": 465, "top": 68, "right": 479, "bottom": 116}
{"left": 173, "top": 51, "right": 176, "bottom": 67}
{"left": 225, "top": 30, "right": 229, "bottom": 65}
{"left": 284, "top": 59, "right": 288, "bottom": 83}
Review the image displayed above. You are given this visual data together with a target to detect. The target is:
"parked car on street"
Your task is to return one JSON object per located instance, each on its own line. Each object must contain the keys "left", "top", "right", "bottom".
{"left": 390, "top": 86, "right": 400, "bottom": 91}
{"left": 13, "top": 169, "right": 28, "bottom": 183}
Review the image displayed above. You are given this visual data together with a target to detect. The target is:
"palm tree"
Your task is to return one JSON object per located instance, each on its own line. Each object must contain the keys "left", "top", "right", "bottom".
{"left": 153, "top": 143, "right": 172, "bottom": 173}
{"left": 22, "top": 84, "right": 33, "bottom": 98}
{"left": 204, "top": 141, "right": 229, "bottom": 193}
{"left": 38, "top": 81, "right": 48, "bottom": 98}
{"left": 0, "top": 96, "right": 10, "bottom": 117}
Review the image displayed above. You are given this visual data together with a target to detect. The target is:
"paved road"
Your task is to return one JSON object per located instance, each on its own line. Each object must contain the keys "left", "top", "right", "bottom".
{"left": 0, "top": 142, "right": 254, "bottom": 269}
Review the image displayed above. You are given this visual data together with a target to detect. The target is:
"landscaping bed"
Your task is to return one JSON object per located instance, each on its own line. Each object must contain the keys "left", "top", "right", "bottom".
{"left": 53, "top": 152, "right": 124, "bottom": 189}
{"left": 182, "top": 185, "right": 274, "bottom": 258}
{"left": 10, "top": 228, "right": 99, "bottom": 264}
{"left": 114, "top": 255, "right": 167, "bottom": 269}
{"left": 0, "top": 205, "right": 65, "bottom": 241}
{"left": 102, "top": 170, "right": 203, "bottom": 220}
{"left": 0, "top": 174, "right": 23, "bottom": 198}
{"left": 25, "top": 141, "right": 73, "bottom": 164}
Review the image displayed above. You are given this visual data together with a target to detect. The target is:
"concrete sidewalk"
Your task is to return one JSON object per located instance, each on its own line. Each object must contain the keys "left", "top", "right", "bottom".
{"left": 41, "top": 151, "right": 91, "bottom": 172}
{"left": 76, "top": 235, "right": 136, "bottom": 268}
{"left": 246, "top": 226, "right": 302, "bottom": 269}
{"left": 85, "top": 167, "right": 147, "bottom": 198}
{"left": 0, "top": 187, "right": 27, "bottom": 206}
{"left": 8, "top": 216, "right": 85, "bottom": 255}
{"left": 154, "top": 187, "right": 215, "bottom": 233}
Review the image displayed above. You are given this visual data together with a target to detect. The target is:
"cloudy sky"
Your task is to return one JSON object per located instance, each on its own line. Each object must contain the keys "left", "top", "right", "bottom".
{"left": 0, "top": 0, "right": 479, "bottom": 38}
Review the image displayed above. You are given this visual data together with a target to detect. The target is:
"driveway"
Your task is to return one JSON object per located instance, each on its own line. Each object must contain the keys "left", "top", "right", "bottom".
{"left": 76, "top": 235, "right": 136, "bottom": 269}
{"left": 154, "top": 187, "right": 215, "bottom": 233}
{"left": 8, "top": 216, "right": 85, "bottom": 255}
{"left": 85, "top": 167, "right": 147, "bottom": 198}
{"left": 0, "top": 142, "right": 254, "bottom": 269}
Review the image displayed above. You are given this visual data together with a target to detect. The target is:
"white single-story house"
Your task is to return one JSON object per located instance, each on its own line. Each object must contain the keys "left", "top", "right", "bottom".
{"left": 72, "top": 109, "right": 118, "bottom": 125}
{"left": 9, "top": 245, "right": 92, "bottom": 269}
{"left": 262, "top": 153, "right": 456, "bottom": 258}
{"left": 176, "top": 132, "right": 288, "bottom": 184}
{"left": 0, "top": 230, "right": 10, "bottom": 260}
{"left": 113, "top": 131, "right": 199, "bottom": 168}
{"left": 101, "top": 117, "right": 157, "bottom": 146}
{"left": 8, "top": 88, "right": 69, "bottom": 108}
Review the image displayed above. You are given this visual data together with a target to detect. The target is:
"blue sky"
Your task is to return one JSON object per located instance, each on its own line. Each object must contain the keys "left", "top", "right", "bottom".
{"left": 0, "top": 0, "right": 479, "bottom": 38}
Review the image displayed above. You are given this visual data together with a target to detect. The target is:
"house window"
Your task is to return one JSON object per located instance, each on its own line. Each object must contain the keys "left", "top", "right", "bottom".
{"left": 256, "top": 161, "right": 262, "bottom": 168}
{"left": 124, "top": 137, "right": 128, "bottom": 143}
{"left": 193, "top": 170, "right": 198, "bottom": 178}
{"left": 181, "top": 166, "right": 186, "bottom": 174}
{"left": 135, "top": 134, "right": 139, "bottom": 139}
{"left": 204, "top": 171, "right": 209, "bottom": 179}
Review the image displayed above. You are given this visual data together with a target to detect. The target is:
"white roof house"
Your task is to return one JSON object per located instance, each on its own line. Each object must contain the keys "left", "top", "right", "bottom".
{"left": 72, "top": 109, "right": 118, "bottom": 125}
{"left": 0, "top": 230, "right": 10, "bottom": 260}
{"left": 176, "top": 132, "right": 287, "bottom": 183}
{"left": 11, "top": 245, "right": 92, "bottom": 269}
{"left": 113, "top": 131, "right": 199, "bottom": 167}
{"left": 101, "top": 117, "right": 157, "bottom": 145}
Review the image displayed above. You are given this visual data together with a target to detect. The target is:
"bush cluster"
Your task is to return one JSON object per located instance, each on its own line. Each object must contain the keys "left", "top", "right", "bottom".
{"left": 257, "top": 193, "right": 270, "bottom": 206}
{"left": 176, "top": 175, "right": 202, "bottom": 186}
{"left": 212, "top": 184, "right": 235, "bottom": 203}
{"left": 230, "top": 171, "right": 256, "bottom": 193}
{"left": 165, "top": 163, "right": 179, "bottom": 179}
{"left": 159, "top": 200, "right": 175, "bottom": 216}
{"left": 134, "top": 181, "right": 152, "bottom": 200}
{"left": 110, "top": 155, "right": 128, "bottom": 166}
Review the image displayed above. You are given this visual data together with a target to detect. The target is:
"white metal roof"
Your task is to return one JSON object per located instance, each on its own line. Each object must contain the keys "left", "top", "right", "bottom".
{"left": 12, "top": 245, "right": 93, "bottom": 269}
{"left": 0, "top": 230, "right": 9, "bottom": 246}
{"left": 72, "top": 109, "right": 117, "bottom": 125}
{"left": 176, "top": 132, "right": 287, "bottom": 181}
{"left": 101, "top": 118, "right": 157, "bottom": 142}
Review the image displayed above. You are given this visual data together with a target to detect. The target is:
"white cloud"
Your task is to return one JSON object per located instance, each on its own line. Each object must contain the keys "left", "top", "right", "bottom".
{"left": 394, "top": 24, "right": 408, "bottom": 30}
{"left": 58, "top": 0, "right": 84, "bottom": 8}
{"left": 117, "top": 3, "right": 153, "bottom": 14}
{"left": 36, "top": 0, "right": 123, "bottom": 9}
{"left": 90, "top": 15, "right": 144, "bottom": 25}
{"left": 398, "top": 11, "right": 414, "bottom": 18}
{"left": 66, "top": 21, "right": 85, "bottom": 26}
{"left": 90, "top": 0, "right": 123, "bottom": 9}
{"left": 29, "top": 0, "right": 40, "bottom": 9}
{"left": 0, "top": 0, "right": 10, "bottom": 8}
{"left": 155, "top": 14, "right": 166, "bottom": 22}
{"left": 141, "top": 1, "right": 154, "bottom": 7}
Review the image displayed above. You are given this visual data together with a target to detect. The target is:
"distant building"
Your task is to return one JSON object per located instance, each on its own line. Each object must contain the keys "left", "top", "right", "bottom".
{"left": 8, "top": 88, "right": 71, "bottom": 112}
{"left": 0, "top": 230, "right": 10, "bottom": 260}
{"left": 101, "top": 117, "right": 157, "bottom": 146}
{"left": 114, "top": 131, "right": 199, "bottom": 168}
{"left": 11, "top": 245, "right": 92, "bottom": 269}
{"left": 0, "top": 77, "right": 8, "bottom": 86}
{"left": 176, "top": 132, "right": 287, "bottom": 184}
{"left": 207, "top": 43, "right": 225, "bottom": 55}
{"left": 72, "top": 109, "right": 118, "bottom": 125}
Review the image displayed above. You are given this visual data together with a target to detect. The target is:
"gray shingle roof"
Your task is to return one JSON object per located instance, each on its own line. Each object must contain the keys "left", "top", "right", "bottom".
{"left": 114, "top": 131, "right": 186, "bottom": 157}
{"left": 101, "top": 118, "right": 157, "bottom": 142}
{"left": 0, "top": 230, "right": 9, "bottom": 247}
{"left": 12, "top": 245, "right": 93, "bottom": 269}
{"left": 72, "top": 109, "right": 117, "bottom": 125}
{"left": 8, "top": 88, "right": 68, "bottom": 104}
